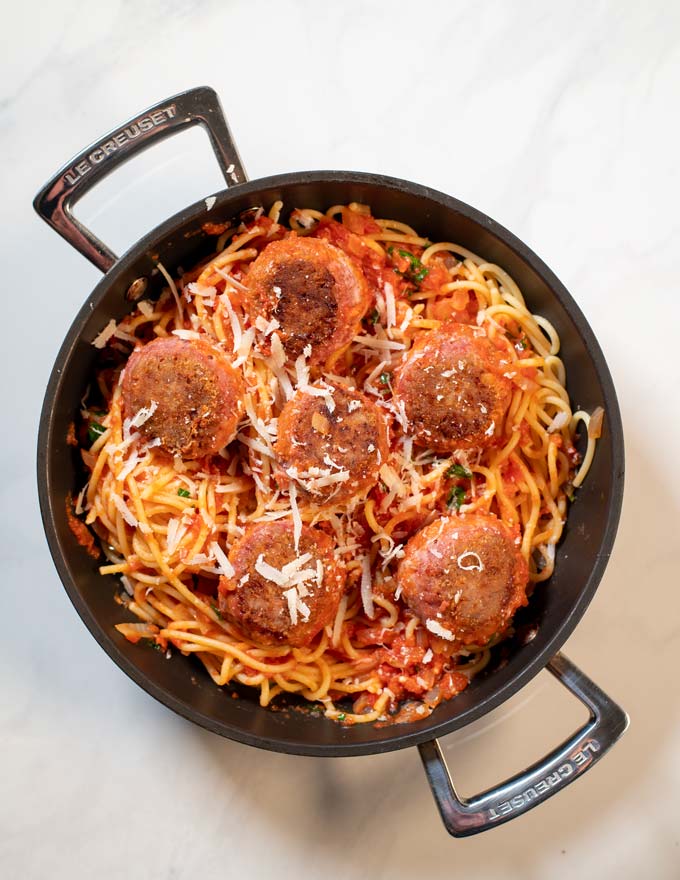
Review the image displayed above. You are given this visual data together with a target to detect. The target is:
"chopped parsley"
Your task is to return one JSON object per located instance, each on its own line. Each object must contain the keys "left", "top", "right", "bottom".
{"left": 397, "top": 249, "right": 420, "bottom": 268}
{"left": 177, "top": 488, "right": 191, "bottom": 498}
{"left": 337, "top": 713, "right": 346, "bottom": 721}
{"left": 447, "top": 485, "right": 466, "bottom": 510}
{"left": 87, "top": 422, "right": 106, "bottom": 444}
{"left": 446, "top": 463, "right": 472, "bottom": 479}
{"left": 210, "top": 602, "right": 224, "bottom": 620}
{"left": 384, "top": 248, "right": 429, "bottom": 286}
{"left": 369, "top": 308, "right": 380, "bottom": 324}
{"left": 518, "top": 338, "right": 528, "bottom": 350}
{"left": 379, "top": 372, "right": 390, "bottom": 385}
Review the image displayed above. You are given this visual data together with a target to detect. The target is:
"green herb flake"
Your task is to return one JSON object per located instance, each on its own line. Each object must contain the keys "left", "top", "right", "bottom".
{"left": 177, "top": 488, "right": 191, "bottom": 498}
{"left": 87, "top": 422, "right": 106, "bottom": 445}
{"left": 446, "top": 463, "right": 472, "bottom": 479}
{"left": 337, "top": 713, "right": 346, "bottom": 721}
{"left": 518, "top": 338, "right": 528, "bottom": 350}
{"left": 210, "top": 602, "right": 224, "bottom": 620}
{"left": 398, "top": 248, "right": 421, "bottom": 269}
{"left": 379, "top": 372, "right": 390, "bottom": 385}
{"left": 414, "top": 267, "right": 429, "bottom": 283}
{"left": 447, "top": 485, "right": 466, "bottom": 510}
{"left": 386, "top": 245, "right": 394, "bottom": 255}
{"left": 370, "top": 308, "right": 380, "bottom": 324}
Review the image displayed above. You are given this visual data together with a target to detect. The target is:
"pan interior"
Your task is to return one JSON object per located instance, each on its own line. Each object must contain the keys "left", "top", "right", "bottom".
{"left": 38, "top": 172, "right": 623, "bottom": 756}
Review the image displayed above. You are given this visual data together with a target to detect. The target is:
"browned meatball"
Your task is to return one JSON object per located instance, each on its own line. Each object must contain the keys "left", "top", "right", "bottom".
{"left": 273, "top": 383, "right": 389, "bottom": 505}
{"left": 245, "top": 236, "right": 371, "bottom": 364}
{"left": 394, "top": 322, "right": 513, "bottom": 451}
{"left": 397, "top": 513, "right": 528, "bottom": 646}
{"left": 122, "top": 336, "right": 244, "bottom": 458}
{"left": 217, "top": 521, "right": 346, "bottom": 647}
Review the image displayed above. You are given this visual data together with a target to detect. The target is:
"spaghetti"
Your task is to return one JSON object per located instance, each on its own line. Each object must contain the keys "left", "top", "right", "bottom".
{"left": 74, "top": 201, "right": 602, "bottom": 726}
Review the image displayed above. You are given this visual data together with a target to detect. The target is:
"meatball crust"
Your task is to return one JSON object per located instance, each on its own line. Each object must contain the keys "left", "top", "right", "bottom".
{"left": 394, "top": 322, "right": 512, "bottom": 451}
{"left": 122, "top": 336, "right": 244, "bottom": 458}
{"left": 274, "top": 383, "right": 389, "bottom": 504}
{"left": 397, "top": 513, "right": 528, "bottom": 646}
{"left": 245, "top": 236, "right": 371, "bottom": 364}
{"left": 217, "top": 521, "right": 346, "bottom": 647}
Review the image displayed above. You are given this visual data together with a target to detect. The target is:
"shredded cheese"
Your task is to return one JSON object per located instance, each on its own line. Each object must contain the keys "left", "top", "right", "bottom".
{"left": 457, "top": 551, "right": 484, "bottom": 571}
{"left": 426, "top": 619, "right": 456, "bottom": 641}
{"left": 112, "top": 494, "right": 138, "bottom": 528}
{"left": 92, "top": 319, "right": 117, "bottom": 349}
{"left": 361, "top": 554, "right": 375, "bottom": 619}
{"left": 210, "top": 542, "right": 235, "bottom": 578}
{"left": 218, "top": 289, "right": 243, "bottom": 353}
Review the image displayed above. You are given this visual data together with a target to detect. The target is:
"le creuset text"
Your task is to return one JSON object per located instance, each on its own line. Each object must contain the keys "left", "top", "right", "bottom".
{"left": 62, "top": 104, "right": 178, "bottom": 186}
{"left": 487, "top": 738, "right": 601, "bottom": 821}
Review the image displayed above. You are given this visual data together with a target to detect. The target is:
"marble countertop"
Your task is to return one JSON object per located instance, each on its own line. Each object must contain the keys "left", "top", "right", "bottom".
{"left": 2, "top": 1, "right": 679, "bottom": 877}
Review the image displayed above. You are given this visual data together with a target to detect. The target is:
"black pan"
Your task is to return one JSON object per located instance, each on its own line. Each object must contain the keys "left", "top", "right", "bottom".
{"left": 34, "top": 87, "right": 628, "bottom": 837}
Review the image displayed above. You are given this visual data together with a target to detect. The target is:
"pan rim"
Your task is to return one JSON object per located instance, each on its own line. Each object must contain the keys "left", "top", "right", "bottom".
{"left": 37, "top": 169, "right": 624, "bottom": 756}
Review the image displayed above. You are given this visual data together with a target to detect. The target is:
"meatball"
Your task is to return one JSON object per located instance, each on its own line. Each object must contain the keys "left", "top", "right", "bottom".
{"left": 394, "top": 322, "right": 512, "bottom": 451}
{"left": 245, "top": 236, "right": 371, "bottom": 364}
{"left": 397, "top": 513, "right": 528, "bottom": 646}
{"left": 274, "top": 383, "right": 389, "bottom": 504}
{"left": 217, "top": 521, "right": 345, "bottom": 647}
{"left": 122, "top": 336, "right": 244, "bottom": 458}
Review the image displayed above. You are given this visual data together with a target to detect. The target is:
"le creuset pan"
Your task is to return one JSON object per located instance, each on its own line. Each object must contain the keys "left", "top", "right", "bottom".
{"left": 34, "top": 86, "right": 628, "bottom": 837}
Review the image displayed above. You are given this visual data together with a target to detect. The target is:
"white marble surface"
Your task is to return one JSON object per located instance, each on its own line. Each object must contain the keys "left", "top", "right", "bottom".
{"left": 2, "top": 1, "right": 679, "bottom": 876}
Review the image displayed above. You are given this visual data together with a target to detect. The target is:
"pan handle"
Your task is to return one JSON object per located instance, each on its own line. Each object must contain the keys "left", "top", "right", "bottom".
{"left": 33, "top": 86, "right": 247, "bottom": 273}
{"left": 418, "top": 652, "right": 628, "bottom": 837}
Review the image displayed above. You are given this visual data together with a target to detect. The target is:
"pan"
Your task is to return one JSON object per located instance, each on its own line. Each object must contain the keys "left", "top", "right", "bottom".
{"left": 34, "top": 86, "right": 628, "bottom": 837}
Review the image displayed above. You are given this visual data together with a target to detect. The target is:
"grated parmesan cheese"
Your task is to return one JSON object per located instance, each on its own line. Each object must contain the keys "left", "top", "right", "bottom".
{"left": 166, "top": 518, "right": 185, "bottom": 555}
{"left": 547, "top": 411, "right": 569, "bottom": 433}
{"left": 283, "top": 588, "right": 298, "bottom": 625}
{"left": 137, "top": 300, "right": 154, "bottom": 317}
{"left": 361, "top": 554, "right": 375, "bottom": 619}
{"left": 218, "top": 289, "right": 243, "bottom": 353}
{"left": 92, "top": 319, "right": 117, "bottom": 349}
{"left": 232, "top": 327, "right": 255, "bottom": 368}
{"left": 172, "top": 329, "right": 201, "bottom": 340}
{"left": 210, "top": 541, "right": 235, "bottom": 578}
{"left": 112, "top": 494, "right": 138, "bottom": 528}
{"left": 120, "top": 575, "right": 134, "bottom": 597}
{"left": 353, "top": 334, "right": 405, "bottom": 351}
{"left": 457, "top": 551, "right": 484, "bottom": 571}
{"left": 426, "top": 619, "right": 456, "bottom": 641}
